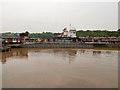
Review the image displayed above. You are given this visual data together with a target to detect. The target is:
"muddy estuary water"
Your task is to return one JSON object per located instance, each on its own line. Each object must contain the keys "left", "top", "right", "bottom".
{"left": 0, "top": 48, "right": 118, "bottom": 88}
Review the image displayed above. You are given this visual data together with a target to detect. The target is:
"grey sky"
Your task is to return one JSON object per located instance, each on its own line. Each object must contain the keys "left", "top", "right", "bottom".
{"left": 2, "top": 0, "right": 118, "bottom": 33}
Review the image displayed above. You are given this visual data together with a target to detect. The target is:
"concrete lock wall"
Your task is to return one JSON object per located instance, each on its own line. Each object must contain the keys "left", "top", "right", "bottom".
{"left": 22, "top": 43, "right": 119, "bottom": 48}
{"left": 23, "top": 43, "right": 94, "bottom": 48}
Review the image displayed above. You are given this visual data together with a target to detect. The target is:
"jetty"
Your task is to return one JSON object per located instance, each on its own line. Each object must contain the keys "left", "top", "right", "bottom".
{"left": 0, "top": 46, "right": 11, "bottom": 52}
{"left": 22, "top": 42, "right": 93, "bottom": 48}
{"left": 0, "top": 39, "right": 11, "bottom": 52}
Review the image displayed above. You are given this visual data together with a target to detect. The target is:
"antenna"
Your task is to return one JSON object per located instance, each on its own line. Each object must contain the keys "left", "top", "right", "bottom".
{"left": 69, "top": 24, "right": 72, "bottom": 31}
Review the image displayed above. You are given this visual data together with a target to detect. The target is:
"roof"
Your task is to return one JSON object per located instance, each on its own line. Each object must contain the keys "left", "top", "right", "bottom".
{"left": 1, "top": 33, "right": 22, "bottom": 39}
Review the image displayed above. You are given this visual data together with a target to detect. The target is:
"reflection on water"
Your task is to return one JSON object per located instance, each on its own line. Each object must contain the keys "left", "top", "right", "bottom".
{"left": 93, "top": 51, "right": 101, "bottom": 55}
{"left": 1, "top": 49, "right": 79, "bottom": 64}
{"left": 1, "top": 49, "right": 28, "bottom": 64}
{"left": 1, "top": 48, "right": 118, "bottom": 88}
{"left": 1, "top": 48, "right": 114, "bottom": 64}
{"left": 52, "top": 49, "right": 78, "bottom": 64}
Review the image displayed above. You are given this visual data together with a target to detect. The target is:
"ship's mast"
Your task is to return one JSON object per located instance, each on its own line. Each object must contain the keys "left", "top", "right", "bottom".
{"left": 70, "top": 24, "right": 71, "bottom": 30}
{"left": 69, "top": 24, "right": 72, "bottom": 32}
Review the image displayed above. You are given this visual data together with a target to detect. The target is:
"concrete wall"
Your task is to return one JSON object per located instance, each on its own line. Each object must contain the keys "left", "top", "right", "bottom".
{"left": 23, "top": 43, "right": 93, "bottom": 48}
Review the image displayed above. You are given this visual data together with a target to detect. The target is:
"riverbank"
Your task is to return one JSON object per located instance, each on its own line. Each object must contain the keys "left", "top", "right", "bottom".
{"left": 21, "top": 42, "right": 119, "bottom": 50}
{"left": 1, "top": 42, "right": 119, "bottom": 52}
{"left": 20, "top": 47, "right": 119, "bottom": 51}
{"left": 22, "top": 42, "right": 93, "bottom": 48}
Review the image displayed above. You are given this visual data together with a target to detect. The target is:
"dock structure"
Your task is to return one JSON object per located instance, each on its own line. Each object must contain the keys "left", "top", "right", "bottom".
{"left": 7, "top": 44, "right": 23, "bottom": 48}
{"left": 22, "top": 42, "right": 119, "bottom": 48}
{"left": 0, "top": 38, "right": 11, "bottom": 52}
{"left": 23, "top": 42, "right": 93, "bottom": 48}
{"left": 0, "top": 46, "right": 11, "bottom": 52}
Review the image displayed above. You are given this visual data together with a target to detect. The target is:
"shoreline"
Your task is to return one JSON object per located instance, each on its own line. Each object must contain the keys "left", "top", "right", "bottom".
{"left": 1, "top": 43, "right": 119, "bottom": 52}
{"left": 3, "top": 47, "right": 119, "bottom": 51}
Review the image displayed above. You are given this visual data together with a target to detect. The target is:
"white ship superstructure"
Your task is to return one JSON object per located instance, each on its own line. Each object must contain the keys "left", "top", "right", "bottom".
{"left": 60, "top": 25, "right": 76, "bottom": 37}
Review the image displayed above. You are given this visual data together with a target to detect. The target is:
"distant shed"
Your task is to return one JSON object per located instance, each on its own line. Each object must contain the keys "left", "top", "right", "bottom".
{"left": 2, "top": 34, "right": 23, "bottom": 44}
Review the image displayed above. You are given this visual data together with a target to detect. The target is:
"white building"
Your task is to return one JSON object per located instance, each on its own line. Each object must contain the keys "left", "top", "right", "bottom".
{"left": 61, "top": 25, "right": 76, "bottom": 37}
{"left": 68, "top": 27, "right": 76, "bottom": 37}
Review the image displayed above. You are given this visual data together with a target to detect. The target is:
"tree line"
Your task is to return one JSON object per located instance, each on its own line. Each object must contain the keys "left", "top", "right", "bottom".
{"left": 76, "top": 30, "right": 119, "bottom": 37}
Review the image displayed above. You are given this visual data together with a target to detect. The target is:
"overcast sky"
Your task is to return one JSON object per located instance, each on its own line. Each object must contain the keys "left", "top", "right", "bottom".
{"left": 1, "top": 0, "right": 119, "bottom": 33}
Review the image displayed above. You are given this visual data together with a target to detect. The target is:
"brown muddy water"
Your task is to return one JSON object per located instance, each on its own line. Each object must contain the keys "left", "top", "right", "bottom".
{"left": 0, "top": 48, "right": 118, "bottom": 88}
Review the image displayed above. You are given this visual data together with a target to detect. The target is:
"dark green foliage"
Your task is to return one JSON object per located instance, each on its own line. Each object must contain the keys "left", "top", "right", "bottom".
{"left": 28, "top": 32, "right": 55, "bottom": 38}
{"left": 76, "top": 30, "right": 118, "bottom": 37}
